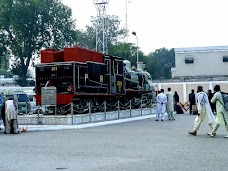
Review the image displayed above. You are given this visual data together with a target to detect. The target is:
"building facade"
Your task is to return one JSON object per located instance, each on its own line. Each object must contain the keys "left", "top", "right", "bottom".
{"left": 171, "top": 45, "right": 228, "bottom": 78}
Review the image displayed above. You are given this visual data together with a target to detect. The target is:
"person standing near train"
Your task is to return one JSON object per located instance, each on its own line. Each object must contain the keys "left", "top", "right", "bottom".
{"left": 173, "top": 91, "right": 179, "bottom": 112}
{"left": 166, "top": 87, "right": 175, "bottom": 120}
{"left": 156, "top": 89, "right": 167, "bottom": 121}
{"left": 189, "top": 89, "right": 196, "bottom": 114}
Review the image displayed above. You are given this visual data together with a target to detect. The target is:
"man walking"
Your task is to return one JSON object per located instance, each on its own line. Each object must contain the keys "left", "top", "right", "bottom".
{"left": 166, "top": 87, "right": 175, "bottom": 120}
{"left": 207, "top": 85, "right": 228, "bottom": 138}
{"left": 189, "top": 89, "right": 196, "bottom": 114}
{"left": 188, "top": 86, "right": 215, "bottom": 136}
{"left": 156, "top": 89, "right": 167, "bottom": 121}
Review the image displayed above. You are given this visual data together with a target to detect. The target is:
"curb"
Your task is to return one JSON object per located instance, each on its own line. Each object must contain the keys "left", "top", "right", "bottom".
{"left": 1, "top": 114, "right": 156, "bottom": 132}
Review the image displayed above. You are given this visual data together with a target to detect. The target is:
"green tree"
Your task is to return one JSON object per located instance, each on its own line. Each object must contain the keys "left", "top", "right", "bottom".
{"left": 108, "top": 42, "right": 146, "bottom": 68}
{"left": 0, "top": 0, "right": 77, "bottom": 86}
{"left": 75, "top": 27, "right": 96, "bottom": 51}
{"left": 147, "top": 48, "right": 175, "bottom": 79}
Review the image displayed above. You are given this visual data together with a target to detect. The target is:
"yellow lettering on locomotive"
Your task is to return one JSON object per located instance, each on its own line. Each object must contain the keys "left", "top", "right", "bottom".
{"left": 117, "top": 81, "right": 122, "bottom": 87}
{"left": 85, "top": 74, "right": 88, "bottom": 81}
{"left": 117, "top": 81, "right": 123, "bottom": 93}
{"left": 100, "top": 75, "right": 103, "bottom": 82}
{"left": 51, "top": 67, "right": 57, "bottom": 71}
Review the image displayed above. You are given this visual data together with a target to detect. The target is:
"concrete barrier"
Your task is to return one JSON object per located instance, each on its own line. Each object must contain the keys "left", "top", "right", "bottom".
{"left": 18, "top": 107, "right": 157, "bottom": 125}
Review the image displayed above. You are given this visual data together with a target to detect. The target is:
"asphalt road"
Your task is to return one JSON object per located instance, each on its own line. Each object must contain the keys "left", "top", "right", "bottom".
{"left": 0, "top": 114, "right": 228, "bottom": 171}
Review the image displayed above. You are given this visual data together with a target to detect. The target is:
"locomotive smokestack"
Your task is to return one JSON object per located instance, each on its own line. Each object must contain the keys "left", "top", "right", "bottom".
{"left": 137, "top": 62, "right": 146, "bottom": 71}
{"left": 123, "top": 60, "right": 131, "bottom": 70}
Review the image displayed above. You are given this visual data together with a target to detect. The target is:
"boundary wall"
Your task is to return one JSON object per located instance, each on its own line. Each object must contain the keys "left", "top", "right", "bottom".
{"left": 154, "top": 80, "right": 228, "bottom": 103}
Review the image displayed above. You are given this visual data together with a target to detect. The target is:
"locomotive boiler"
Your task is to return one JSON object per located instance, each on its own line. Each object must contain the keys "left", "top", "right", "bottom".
{"left": 123, "top": 60, "right": 154, "bottom": 104}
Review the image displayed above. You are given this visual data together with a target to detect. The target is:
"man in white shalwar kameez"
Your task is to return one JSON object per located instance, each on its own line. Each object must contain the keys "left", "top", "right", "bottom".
{"left": 207, "top": 85, "right": 228, "bottom": 138}
{"left": 189, "top": 86, "right": 215, "bottom": 136}
{"left": 166, "top": 87, "right": 175, "bottom": 120}
{"left": 156, "top": 89, "right": 167, "bottom": 121}
{"left": 5, "top": 97, "right": 19, "bottom": 134}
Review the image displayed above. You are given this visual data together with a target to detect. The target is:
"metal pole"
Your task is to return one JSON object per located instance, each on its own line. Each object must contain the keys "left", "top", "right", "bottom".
{"left": 141, "top": 99, "right": 142, "bottom": 115}
{"left": 132, "top": 31, "right": 139, "bottom": 70}
{"left": 71, "top": 102, "right": 73, "bottom": 125}
{"left": 104, "top": 101, "right": 106, "bottom": 121}
{"left": 125, "top": 0, "right": 128, "bottom": 42}
{"left": 130, "top": 100, "right": 132, "bottom": 117}
{"left": 89, "top": 101, "right": 91, "bottom": 123}
{"left": 136, "top": 35, "right": 139, "bottom": 68}
{"left": 118, "top": 100, "right": 120, "bottom": 119}
{"left": 37, "top": 104, "right": 40, "bottom": 124}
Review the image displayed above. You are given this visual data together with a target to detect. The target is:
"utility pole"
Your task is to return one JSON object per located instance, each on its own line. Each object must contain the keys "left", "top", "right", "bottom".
{"left": 125, "top": 0, "right": 128, "bottom": 42}
{"left": 132, "top": 31, "right": 139, "bottom": 70}
{"left": 125, "top": 0, "right": 130, "bottom": 43}
{"left": 93, "top": 0, "right": 109, "bottom": 54}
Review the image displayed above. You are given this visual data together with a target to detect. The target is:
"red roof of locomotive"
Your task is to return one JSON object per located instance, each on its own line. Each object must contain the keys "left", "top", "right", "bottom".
{"left": 40, "top": 46, "right": 104, "bottom": 64}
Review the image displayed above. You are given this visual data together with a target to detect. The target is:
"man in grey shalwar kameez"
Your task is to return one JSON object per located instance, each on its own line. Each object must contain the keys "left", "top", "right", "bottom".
{"left": 208, "top": 85, "right": 228, "bottom": 138}
{"left": 189, "top": 86, "right": 215, "bottom": 136}
{"left": 5, "top": 97, "right": 19, "bottom": 134}
{"left": 166, "top": 87, "right": 175, "bottom": 120}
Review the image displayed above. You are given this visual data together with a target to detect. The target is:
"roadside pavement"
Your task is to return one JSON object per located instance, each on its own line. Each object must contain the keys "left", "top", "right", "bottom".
{"left": 1, "top": 113, "right": 228, "bottom": 171}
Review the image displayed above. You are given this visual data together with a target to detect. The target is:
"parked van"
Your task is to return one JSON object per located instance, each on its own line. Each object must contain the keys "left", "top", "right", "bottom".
{"left": 3, "top": 90, "right": 31, "bottom": 114}
{"left": 24, "top": 90, "right": 46, "bottom": 114}
{"left": 24, "top": 90, "right": 36, "bottom": 111}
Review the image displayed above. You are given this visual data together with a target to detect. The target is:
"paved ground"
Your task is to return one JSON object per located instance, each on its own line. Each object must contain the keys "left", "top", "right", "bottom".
{"left": 0, "top": 113, "right": 228, "bottom": 171}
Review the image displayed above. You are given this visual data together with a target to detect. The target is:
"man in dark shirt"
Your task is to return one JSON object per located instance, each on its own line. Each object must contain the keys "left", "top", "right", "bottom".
{"left": 173, "top": 91, "right": 179, "bottom": 112}
{"left": 189, "top": 89, "right": 196, "bottom": 114}
{"left": 207, "top": 89, "right": 215, "bottom": 113}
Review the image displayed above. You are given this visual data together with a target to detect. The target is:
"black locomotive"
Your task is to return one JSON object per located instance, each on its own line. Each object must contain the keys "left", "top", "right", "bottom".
{"left": 34, "top": 46, "right": 154, "bottom": 113}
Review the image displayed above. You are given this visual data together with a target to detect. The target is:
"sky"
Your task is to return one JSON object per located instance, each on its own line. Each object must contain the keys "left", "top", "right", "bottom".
{"left": 62, "top": 0, "right": 228, "bottom": 55}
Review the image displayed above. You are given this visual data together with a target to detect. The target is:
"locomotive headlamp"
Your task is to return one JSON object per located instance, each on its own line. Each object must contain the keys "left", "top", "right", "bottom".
{"left": 67, "top": 84, "right": 73, "bottom": 92}
{"left": 100, "top": 75, "right": 103, "bottom": 82}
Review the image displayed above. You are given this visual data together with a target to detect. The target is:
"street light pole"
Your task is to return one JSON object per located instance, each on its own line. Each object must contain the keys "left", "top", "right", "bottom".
{"left": 132, "top": 31, "right": 139, "bottom": 70}
{"left": 125, "top": 0, "right": 130, "bottom": 42}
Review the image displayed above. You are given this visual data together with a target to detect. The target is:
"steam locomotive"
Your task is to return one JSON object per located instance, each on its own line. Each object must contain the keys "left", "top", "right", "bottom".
{"left": 34, "top": 46, "right": 154, "bottom": 113}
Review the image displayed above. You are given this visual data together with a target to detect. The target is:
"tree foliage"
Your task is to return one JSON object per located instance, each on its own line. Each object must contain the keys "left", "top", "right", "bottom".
{"left": 147, "top": 48, "right": 175, "bottom": 79}
{"left": 0, "top": 0, "right": 77, "bottom": 86}
{"left": 108, "top": 42, "right": 145, "bottom": 68}
{"left": 76, "top": 15, "right": 127, "bottom": 51}
{"left": 0, "top": 0, "right": 176, "bottom": 85}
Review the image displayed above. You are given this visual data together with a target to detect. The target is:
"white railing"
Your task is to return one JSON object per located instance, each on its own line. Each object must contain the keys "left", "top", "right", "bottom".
{"left": 18, "top": 99, "right": 156, "bottom": 125}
